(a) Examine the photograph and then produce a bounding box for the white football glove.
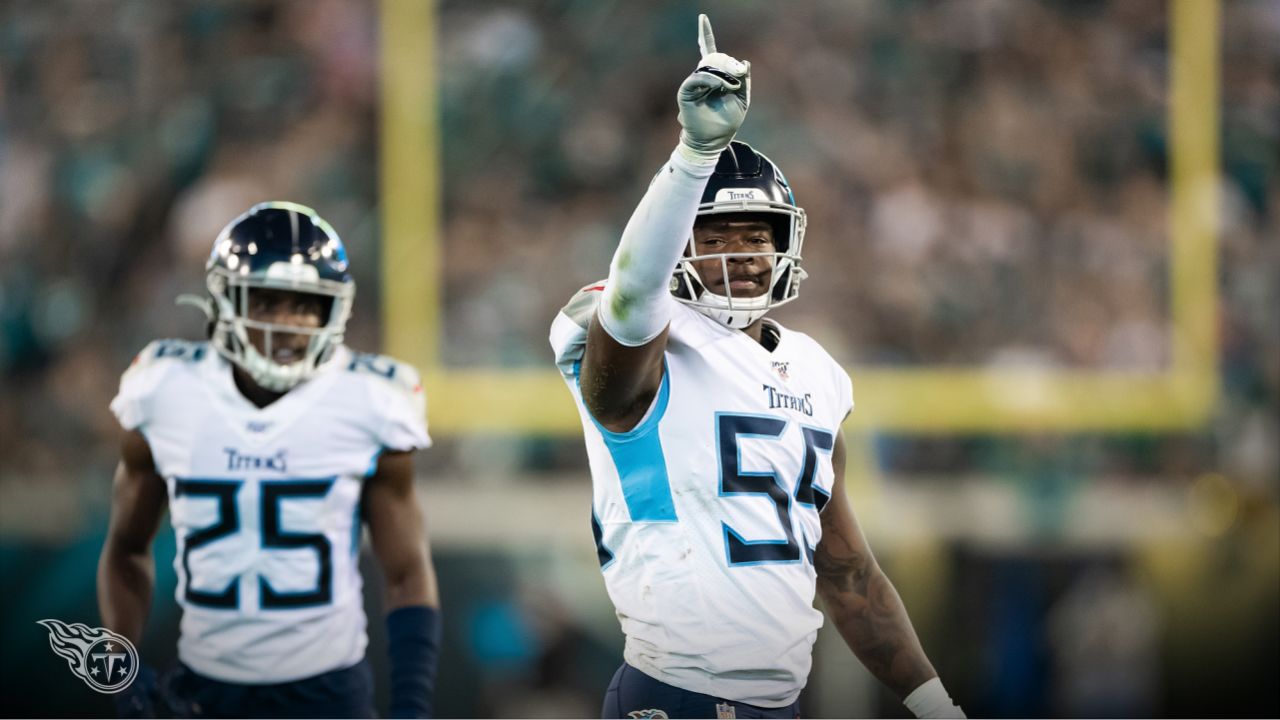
[676,14,750,164]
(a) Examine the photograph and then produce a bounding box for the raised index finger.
[697,14,716,57]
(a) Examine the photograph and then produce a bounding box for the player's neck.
[743,318,780,351]
[232,366,288,409]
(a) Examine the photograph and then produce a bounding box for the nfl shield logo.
[716,702,737,719]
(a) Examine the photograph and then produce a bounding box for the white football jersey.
[110,340,430,684]
[551,285,854,707]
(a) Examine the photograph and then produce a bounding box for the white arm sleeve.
[597,148,717,346]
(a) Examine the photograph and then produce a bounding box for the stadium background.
[1,0,1276,717]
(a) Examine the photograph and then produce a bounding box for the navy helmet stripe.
[211,202,351,283]
[289,208,300,253]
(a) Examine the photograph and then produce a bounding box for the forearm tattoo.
[815,536,934,697]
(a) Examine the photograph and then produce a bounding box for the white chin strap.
[239,342,315,392]
[690,288,771,328]
[210,321,334,392]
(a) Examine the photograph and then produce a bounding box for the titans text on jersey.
[552,288,853,707]
[110,339,430,684]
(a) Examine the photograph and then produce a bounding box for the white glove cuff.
[903,678,965,719]
[676,136,726,167]
[669,145,721,174]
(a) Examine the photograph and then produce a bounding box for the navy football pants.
[603,662,801,719]
[161,659,375,718]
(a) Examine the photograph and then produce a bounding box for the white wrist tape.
[598,148,716,346]
[903,678,965,719]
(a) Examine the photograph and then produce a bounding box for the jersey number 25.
[174,478,336,610]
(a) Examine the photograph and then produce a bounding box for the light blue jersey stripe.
[575,360,677,522]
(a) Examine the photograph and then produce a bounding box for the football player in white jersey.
[98,202,441,718]
[550,16,964,720]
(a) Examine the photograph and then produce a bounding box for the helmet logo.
[714,188,761,202]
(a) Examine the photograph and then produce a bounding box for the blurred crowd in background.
[3,0,1277,484]
[1,0,1276,717]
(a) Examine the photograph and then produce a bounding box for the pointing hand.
[677,14,750,163]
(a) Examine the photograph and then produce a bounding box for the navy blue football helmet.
[671,140,808,328]
[201,201,355,391]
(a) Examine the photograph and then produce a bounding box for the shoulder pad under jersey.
[112,339,209,431]
[560,281,607,330]
[345,351,422,395]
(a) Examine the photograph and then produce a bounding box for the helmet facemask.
[207,264,354,392]
[669,141,808,329]
[192,201,356,393]
[671,202,808,329]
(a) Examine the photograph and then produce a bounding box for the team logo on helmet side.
[37,619,139,694]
